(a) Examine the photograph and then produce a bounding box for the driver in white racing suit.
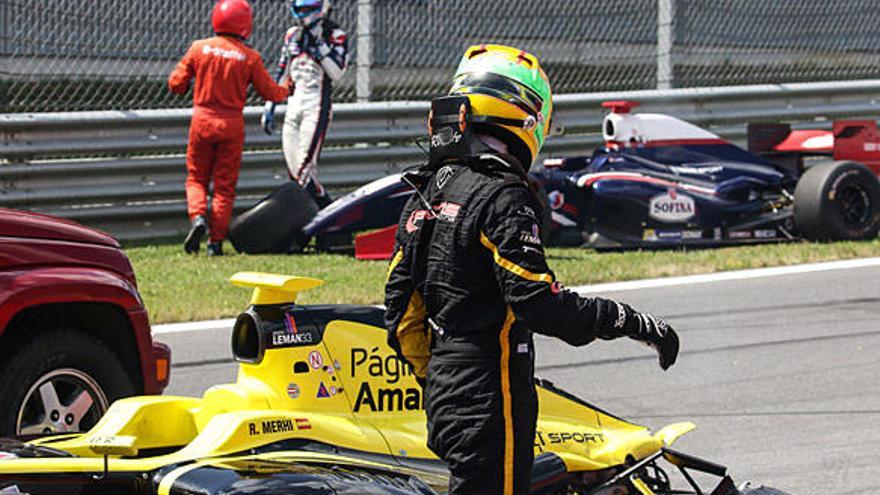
[261,0,348,207]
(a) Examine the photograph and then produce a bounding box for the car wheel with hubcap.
[0,328,136,436]
[16,368,110,435]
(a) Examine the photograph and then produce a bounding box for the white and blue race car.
[230,101,880,255]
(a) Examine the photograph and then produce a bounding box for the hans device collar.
[427,96,531,175]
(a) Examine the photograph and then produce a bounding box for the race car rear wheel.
[228,181,319,254]
[794,160,880,241]
[0,328,135,436]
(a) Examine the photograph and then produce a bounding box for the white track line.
[153,318,236,335]
[152,257,880,335]
[572,256,880,294]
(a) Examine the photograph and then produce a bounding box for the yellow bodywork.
[0,272,694,492]
[230,272,324,305]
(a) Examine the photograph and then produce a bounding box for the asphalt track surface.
[161,263,880,495]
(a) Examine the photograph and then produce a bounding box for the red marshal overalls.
[169,36,288,242]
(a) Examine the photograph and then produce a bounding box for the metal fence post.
[0,0,9,55]
[657,0,676,90]
[356,0,373,103]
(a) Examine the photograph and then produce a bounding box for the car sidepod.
[303,174,414,252]
[536,150,799,248]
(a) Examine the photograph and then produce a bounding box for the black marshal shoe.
[183,215,207,254]
[206,241,224,257]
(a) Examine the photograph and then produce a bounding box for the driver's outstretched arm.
[482,184,679,369]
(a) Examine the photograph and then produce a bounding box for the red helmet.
[211,0,253,40]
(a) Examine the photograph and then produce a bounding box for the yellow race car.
[0,273,790,495]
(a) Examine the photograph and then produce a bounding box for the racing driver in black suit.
[384,45,680,495]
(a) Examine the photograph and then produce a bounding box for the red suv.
[0,208,170,435]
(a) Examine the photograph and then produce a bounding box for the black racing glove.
[596,300,679,370]
[629,311,679,370]
[302,31,326,61]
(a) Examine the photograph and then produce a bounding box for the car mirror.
[88,435,138,457]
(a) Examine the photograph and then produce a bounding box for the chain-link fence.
[2,0,880,112]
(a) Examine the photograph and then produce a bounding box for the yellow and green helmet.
[449,44,553,167]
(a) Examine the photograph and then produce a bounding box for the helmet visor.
[291,0,322,18]
[450,72,544,119]
[293,5,319,16]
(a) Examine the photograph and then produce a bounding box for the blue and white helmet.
[289,0,329,26]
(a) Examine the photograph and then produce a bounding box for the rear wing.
[748,120,880,174]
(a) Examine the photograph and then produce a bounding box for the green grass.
[126,239,880,325]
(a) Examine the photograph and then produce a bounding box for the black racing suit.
[384,154,662,495]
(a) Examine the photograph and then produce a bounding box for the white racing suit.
[275,19,348,207]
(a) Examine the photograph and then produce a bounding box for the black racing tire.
[0,328,136,436]
[228,181,319,254]
[794,160,880,241]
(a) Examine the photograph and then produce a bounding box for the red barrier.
[354,225,397,260]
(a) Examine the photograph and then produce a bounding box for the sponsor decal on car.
[316,382,333,399]
[657,230,683,240]
[247,418,296,436]
[285,313,298,333]
[353,382,423,413]
[270,330,314,347]
[269,313,317,348]
[534,430,606,452]
[548,190,565,210]
[754,229,778,239]
[649,189,696,223]
[287,383,300,399]
[308,351,324,370]
[350,347,422,413]
[729,230,752,239]
[644,229,699,241]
